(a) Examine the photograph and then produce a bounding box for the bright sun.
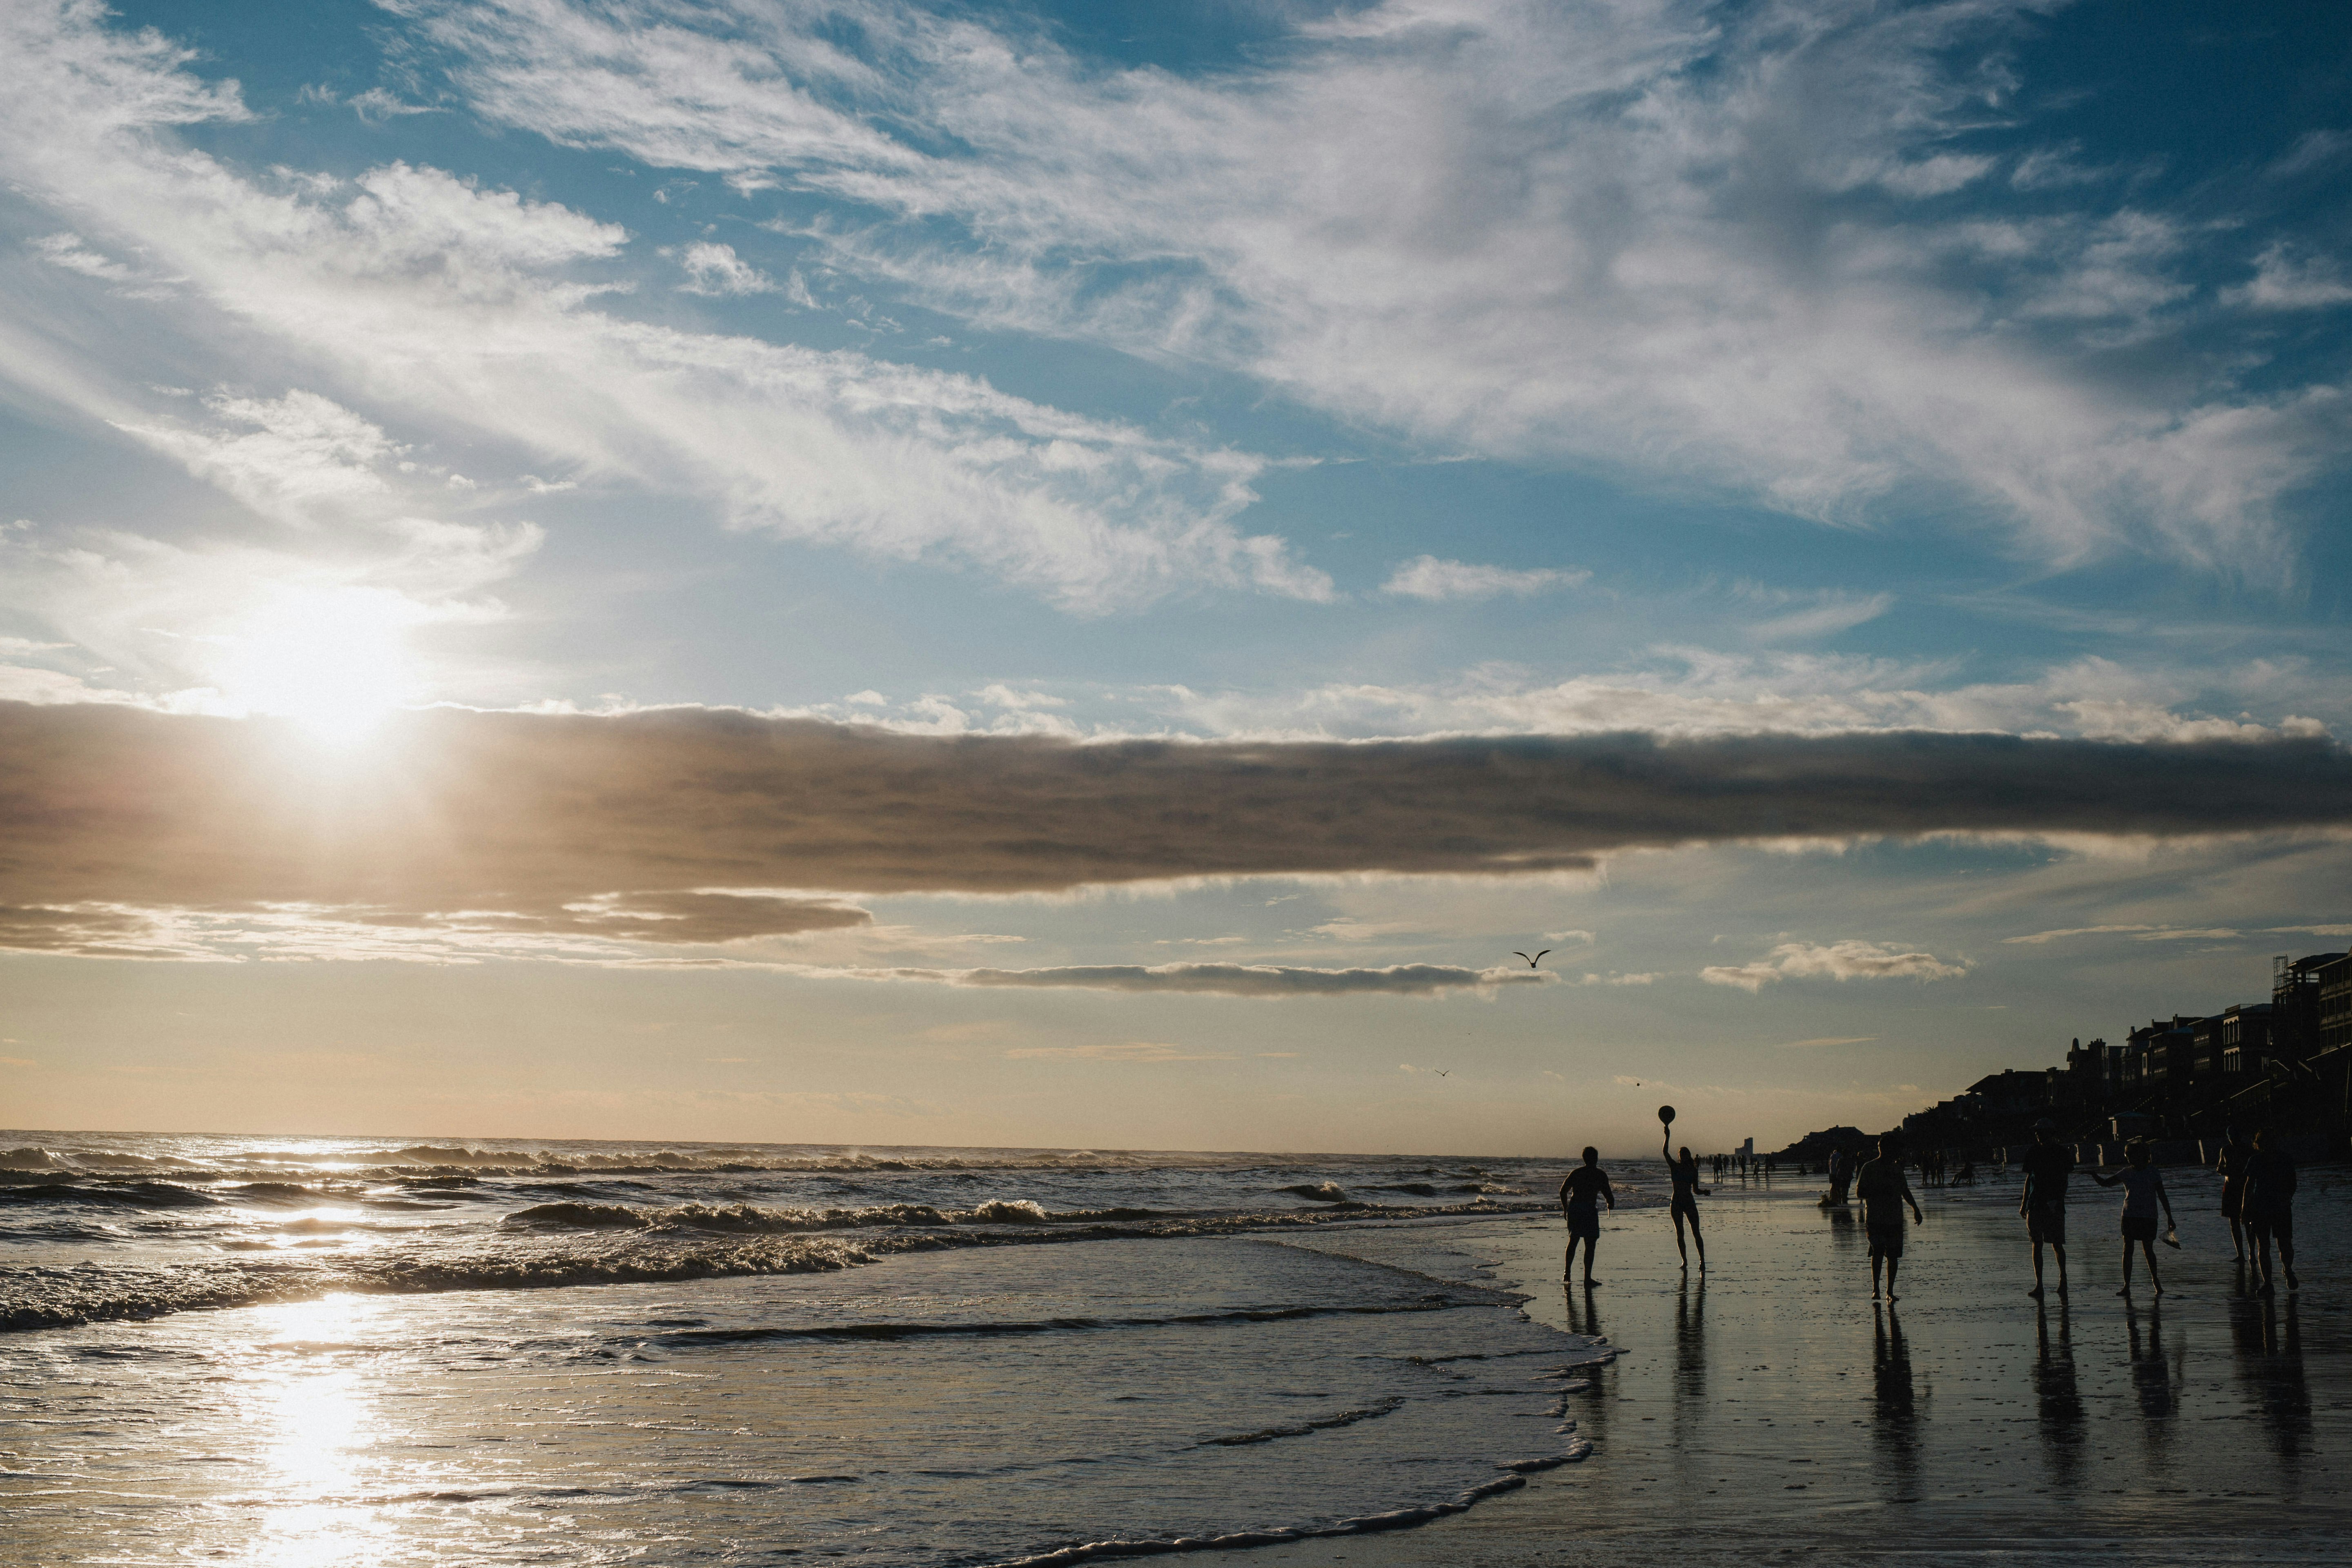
[212,588,421,743]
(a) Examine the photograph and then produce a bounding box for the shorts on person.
[2220,1180,2244,1220]
[1670,1196,1699,1223]
[1867,1223,1905,1259]
[2027,1202,2066,1245]
[1566,1205,1599,1240]
[2121,1214,2158,1243]
[2248,1204,2293,1244]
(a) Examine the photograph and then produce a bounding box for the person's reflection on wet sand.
[1565,1281,1604,1340]
[1673,1276,1706,1399]
[2125,1301,2174,1420]
[1870,1304,1920,1498]
[2231,1293,2313,1479]
[2034,1304,2085,1494]
[2124,1300,2176,1479]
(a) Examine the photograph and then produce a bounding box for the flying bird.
[1435,1070,1450,1077]
[1513,950,1550,968]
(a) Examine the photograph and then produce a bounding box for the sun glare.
[214,589,421,744]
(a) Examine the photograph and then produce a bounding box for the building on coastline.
[1882,949,2350,1165]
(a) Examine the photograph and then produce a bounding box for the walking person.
[1559,1146,1615,1285]
[1663,1134,1708,1271]
[2092,1140,2176,1298]
[1857,1136,1924,1302]
[2244,1129,2301,1294]
[2215,1126,2253,1262]
[2018,1119,2074,1299]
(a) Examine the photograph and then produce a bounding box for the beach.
[3,1135,2345,1566]
[1217,1165,2352,1566]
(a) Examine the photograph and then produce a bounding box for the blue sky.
[3,0,2350,1153]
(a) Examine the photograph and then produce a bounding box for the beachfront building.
[1882,949,2352,1166]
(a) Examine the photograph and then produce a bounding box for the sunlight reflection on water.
[240,1295,388,1568]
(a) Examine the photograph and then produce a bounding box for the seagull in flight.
[1512,949,1550,968]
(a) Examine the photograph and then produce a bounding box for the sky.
[4,0,2352,1156]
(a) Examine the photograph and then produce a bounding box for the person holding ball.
[1660,1105,1707,1272]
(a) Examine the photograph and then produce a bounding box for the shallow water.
[1,1132,1619,1566]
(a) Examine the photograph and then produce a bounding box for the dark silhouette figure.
[1663,1135,1707,1270]
[1559,1145,1615,1284]
[2018,1118,2074,1298]
[1826,1143,1855,1206]
[2092,1139,2176,1297]
[1856,1136,1924,1302]
[1512,949,1550,968]
[2216,1125,2253,1261]
[2244,1129,2300,1294]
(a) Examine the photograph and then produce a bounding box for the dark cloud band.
[4,701,2351,955]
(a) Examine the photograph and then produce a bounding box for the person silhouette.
[1663,1134,1707,1270]
[1856,1135,1924,1302]
[2092,1139,2176,1297]
[1559,1145,1615,1285]
[2018,1118,2074,1299]
[2216,1125,2254,1263]
[2244,1129,2301,1294]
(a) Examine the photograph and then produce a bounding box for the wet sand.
[1221,1167,2351,1566]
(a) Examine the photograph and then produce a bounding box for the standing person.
[2243,1129,2301,1294]
[1559,1146,1615,1285]
[2092,1140,2176,1298]
[1663,1134,1708,1271]
[2018,1119,2074,1299]
[1827,1144,1855,1206]
[2216,1126,2254,1262]
[1857,1136,1925,1303]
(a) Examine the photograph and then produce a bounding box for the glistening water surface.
[1,1132,1620,1566]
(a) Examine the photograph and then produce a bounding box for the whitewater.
[1,1130,1639,1566]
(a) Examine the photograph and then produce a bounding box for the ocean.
[0,1131,1635,1566]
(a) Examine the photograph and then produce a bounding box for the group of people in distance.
[2019,1120,2303,1298]
[1559,1121,2307,1299]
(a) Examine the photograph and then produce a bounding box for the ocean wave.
[0,1182,222,1209]
[0,1236,873,1334]
[503,1199,1187,1234]
[1200,1398,1405,1446]
[1277,1183,1350,1203]
[2,1191,1546,1335]
[987,1473,1531,1568]
[647,1301,1466,1349]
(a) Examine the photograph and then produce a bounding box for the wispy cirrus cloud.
[406,0,2352,581]
[0,4,1324,612]
[1382,557,1589,601]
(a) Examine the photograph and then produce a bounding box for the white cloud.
[1383,556,1588,601]
[2223,243,2352,312]
[31,231,136,281]
[1701,940,1967,993]
[413,0,2350,581]
[0,5,1327,612]
[674,240,775,295]
[1143,648,2351,745]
